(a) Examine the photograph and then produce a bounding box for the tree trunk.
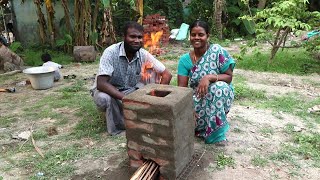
[136,0,143,25]
[258,0,267,9]
[92,0,100,33]
[74,0,91,46]
[269,27,290,62]
[214,0,224,39]
[61,0,72,35]
[45,0,55,47]
[34,0,46,44]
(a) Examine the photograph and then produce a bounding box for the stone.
[0,43,24,72]
[73,46,96,62]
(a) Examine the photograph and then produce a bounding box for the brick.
[142,135,168,146]
[122,100,150,110]
[127,141,139,151]
[140,145,156,155]
[139,118,170,127]
[125,120,153,133]
[123,109,137,120]
[127,149,142,160]
[127,141,156,155]
[153,157,170,167]
[129,159,144,168]
[128,141,140,151]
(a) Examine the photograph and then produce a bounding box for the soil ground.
[0,44,319,180]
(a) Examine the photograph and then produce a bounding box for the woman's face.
[190,26,209,49]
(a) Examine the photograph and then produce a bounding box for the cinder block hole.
[148,90,171,97]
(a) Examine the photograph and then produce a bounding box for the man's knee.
[93,91,112,110]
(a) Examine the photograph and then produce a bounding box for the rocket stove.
[123,84,194,179]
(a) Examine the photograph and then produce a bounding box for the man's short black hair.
[41,53,52,62]
[123,21,144,36]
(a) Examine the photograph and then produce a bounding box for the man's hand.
[97,75,125,100]
[159,69,172,85]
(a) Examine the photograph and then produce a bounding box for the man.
[92,21,172,135]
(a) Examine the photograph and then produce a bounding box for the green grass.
[21,49,73,66]
[270,148,299,167]
[216,152,235,169]
[20,145,84,178]
[251,155,268,167]
[233,83,266,101]
[18,80,105,139]
[283,123,295,134]
[291,132,320,167]
[232,74,266,101]
[257,94,320,123]
[237,49,320,75]
[232,127,243,133]
[33,130,49,140]
[270,132,320,168]
[260,127,274,137]
[0,115,18,127]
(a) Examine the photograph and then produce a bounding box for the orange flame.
[144,31,163,55]
[141,31,163,84]
[140,61,154,84]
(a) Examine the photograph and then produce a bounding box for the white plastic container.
[23,66,55,90]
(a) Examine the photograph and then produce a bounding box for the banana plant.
[44,0,55,47]
[33,0,46,44]
[101,0,117,46]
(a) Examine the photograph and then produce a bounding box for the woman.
[177,20,236,145]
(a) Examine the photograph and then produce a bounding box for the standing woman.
[177,20,236,145]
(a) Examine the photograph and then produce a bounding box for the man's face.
[124,28,143,54]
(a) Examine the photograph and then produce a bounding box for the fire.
[140,61,160,84]
[143,30,163,55]
[140,31,163,85]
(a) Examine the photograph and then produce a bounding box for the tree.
[258,0,267,9]
[242,0,320,62]
[33,0,46,44]
[213,0,225,39]
[100,0,117,47]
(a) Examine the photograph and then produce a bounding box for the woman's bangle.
[216,74,219,82]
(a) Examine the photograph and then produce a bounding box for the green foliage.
[9,41,23,53]
[21,49,73,66]
[185,0,213,27]
[185,0,259,38]
[255,0,318,33]
[241,0,320,61]
[112,0,139,36]
[303,35,320,60]
[237,49,320,75]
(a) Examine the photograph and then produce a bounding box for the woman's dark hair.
[123,21,144,36]
[41,53,52,62]
[189,20,210,34]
